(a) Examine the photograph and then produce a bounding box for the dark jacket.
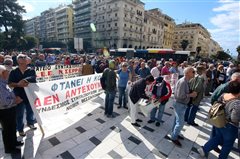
[206,69,217,82]
[129,78,149,104]
[102,68,116,92]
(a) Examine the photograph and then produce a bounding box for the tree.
[67,39,77,53]
[40,41,66,48]
[0,0,26,33]
[237,45,240,61]
[180,40,189,51]
[213,51,232,60]
[18,36,38,51]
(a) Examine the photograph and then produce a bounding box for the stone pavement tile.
[156,138,175,156]
[81,120,102,130]
[94,128,118,142]
[56,128,80,143]
[95,118,105,124]
[60,151,75,159]
[68,140,96,158]
[72,128,101,144]
[89,138,119,157]
[168,147,189,159]
[187,147,202,159]
[48,137,61,146]
[146,151,166,159]
[124,152,143,159]
[75,126,86,133]
[41,139,77,158]
[89,136,101,146]
[113,140,138,157]
[130,142,153,158]
[37,140,54,154]
[128,136,142,145]
[108,150,123,159]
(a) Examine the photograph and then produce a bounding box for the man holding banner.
[8,54,37,137]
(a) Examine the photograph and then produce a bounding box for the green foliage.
[180,40,189,51]
[214,51,232,60]
[67,39,77,53]
[17,36,37,51]
[0,0,26,33]
[237,45,240,61]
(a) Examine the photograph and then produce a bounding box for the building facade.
[91,0,145,49]
[173,23,212,57]
[55,5,74,43]
[143,8,165,49]
[162,15,175,49]
[24,16,40,38]
[73,0,92,51]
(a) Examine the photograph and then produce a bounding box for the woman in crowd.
[198,81,240,159]
[216,64,226,87]
[0,65,23,154]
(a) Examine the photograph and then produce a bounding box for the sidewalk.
[0,95,239,159]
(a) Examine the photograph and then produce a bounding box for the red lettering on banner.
[34,98,41,107]
[82,86,86,93]
[59,70,63,74]
[40,71,45,77]
[34,94,60,107]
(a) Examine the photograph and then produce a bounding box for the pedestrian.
[129,75,155,127]
[170,67,197,147]
[205,64,217,96]
[8,54,37,137]
[0,65,24,154]
[117,62,131,109]
[102,60,117,118]
[184,66,205,126]
[198,81,240,159]
[148,76,172,126]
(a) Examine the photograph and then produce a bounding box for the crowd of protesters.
[0,51,239,158]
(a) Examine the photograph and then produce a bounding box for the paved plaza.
[0,94,239,159]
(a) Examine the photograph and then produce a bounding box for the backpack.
[208,98,236,128]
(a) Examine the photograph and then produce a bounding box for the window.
[115,13,117,17]
[124,24,126,27]
[115,23,117,26]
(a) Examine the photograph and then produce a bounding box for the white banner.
[35,64,83,82]
[25,73,104,129]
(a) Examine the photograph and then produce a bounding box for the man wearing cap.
[0,65,24,154]
[8,54,37,137]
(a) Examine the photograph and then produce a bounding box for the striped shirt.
[0,78,16,109]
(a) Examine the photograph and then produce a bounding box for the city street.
[0,94,238,159]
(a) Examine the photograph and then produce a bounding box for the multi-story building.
[173,23,211,57]
[39,10,48,42]
[55,5,74,43]
[143,8,165,49]
[208,39,222,56]
[45,8,57,42]
[73,0,92,51]
[162,14,175,49]
[24,16,40,38]
[91,0,145,49]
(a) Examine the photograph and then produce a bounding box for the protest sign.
[25,73,104,131]
[35,64,83,82]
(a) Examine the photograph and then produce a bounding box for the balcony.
[124,8,130,12]
[106,9,112,13]
[130,19,135,23]
[106,37,111,40]
[106,18,112,22]
[122,35,129,40]
[112,35,119,40]
[113,26,118,30]
[97,19,105,23]
[112,7,119,11]
[112,17,119,21]
[129,37,135,41]
[130,28,135,32]
[106,27,112,31]
[124,17,130,22]
[98,10,105,15]
[123,26,129,31]
[130,10,135,15]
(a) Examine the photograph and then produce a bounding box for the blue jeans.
[203,123,238,159]
[171,101,187,140]
[118,87,126,107]
[16,101,36,132]
[184,104,199,124]
[105,91,116,115]
[150,104,166,122]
